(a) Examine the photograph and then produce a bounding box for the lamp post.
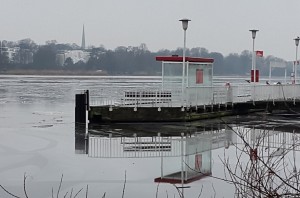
[293,36,300,84]
[249,29,259,83]
[179,18,191,109]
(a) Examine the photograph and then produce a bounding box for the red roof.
[156,56,214,63]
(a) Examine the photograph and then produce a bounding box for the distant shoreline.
[0,69,108,76]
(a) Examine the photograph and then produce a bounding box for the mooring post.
[85,90,90,111]
[75,90,88,124]
[75,90,89,154]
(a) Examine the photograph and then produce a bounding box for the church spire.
[81,24,86,49]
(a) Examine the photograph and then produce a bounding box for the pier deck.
[75,56,300,124]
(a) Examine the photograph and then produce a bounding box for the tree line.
[0,39,289,76]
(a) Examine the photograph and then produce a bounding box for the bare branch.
[197,185,203,198]
[69,188,73,198]
[121,170,126,198]
[73,188,83,198]
[85,185,88,198]
[219,120,300,197]
[63,191,69,198]
[0,185,21,198]
[172,184,183,198]
[155,182,160,198]
[57,174,63,198]
[23,173,29,198]
[211,183,216,198]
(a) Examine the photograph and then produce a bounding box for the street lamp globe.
[293,36,300,84]
[179,18,191,31]
[294,36,300,47]
[249,29,259,39]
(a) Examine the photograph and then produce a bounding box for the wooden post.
[75,91,87,124]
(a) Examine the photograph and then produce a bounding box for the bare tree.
[221,125,300,197]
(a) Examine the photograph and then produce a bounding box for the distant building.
[1,47,20,63]
[0,44,33,64]
[56,51,66,66]
[56,50,90,66]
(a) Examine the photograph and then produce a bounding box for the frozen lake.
[0,75,299,197]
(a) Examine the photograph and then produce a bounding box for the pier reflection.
[74,123,88,154]
[74,121,237,183]
[74,116,300,185]
[75,122,237,157]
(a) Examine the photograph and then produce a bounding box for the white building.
[1,47,34,64]
[56,50,90,66]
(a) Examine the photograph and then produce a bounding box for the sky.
[1,0,300,61]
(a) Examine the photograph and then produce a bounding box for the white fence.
[90,84,300,108]
[86,127,300,158]
[87,129,234,158]
[88,136,183,158]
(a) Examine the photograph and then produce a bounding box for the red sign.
[195,154,202,171]
[251,69,259,82]
[256,50,263,57]
[196,69,203,84]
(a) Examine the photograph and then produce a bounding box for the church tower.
[81,25,86,50]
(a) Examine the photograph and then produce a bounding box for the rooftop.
[156,56,214,63]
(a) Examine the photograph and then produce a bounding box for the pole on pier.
[180,19,191,111]
[75,90,89,124]
[293,37,300,84]
[181,132,185,197]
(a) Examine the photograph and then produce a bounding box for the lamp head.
[179,18,191,31]
[249,29,259,39]
[294,36,300,47]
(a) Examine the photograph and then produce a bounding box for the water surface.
[0,75,298,197]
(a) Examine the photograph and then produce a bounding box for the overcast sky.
[1,0,300,60]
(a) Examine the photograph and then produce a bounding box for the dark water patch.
[33,124,54,128]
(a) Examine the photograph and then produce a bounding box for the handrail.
[89,84,300,108]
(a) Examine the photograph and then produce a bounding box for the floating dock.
[75,56,300,124]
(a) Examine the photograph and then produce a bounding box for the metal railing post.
[181,132,185,196]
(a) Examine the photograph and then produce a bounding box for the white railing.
[85,127,300,158]
[236,128,300,151]
[88,136,183,158]
[87,130,233,158]
[90,84,300,108]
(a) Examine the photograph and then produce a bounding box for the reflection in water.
[155,135,213,184]
[74,117,300,188]
[75,121,237,184]
[75,123,88,154]
[75,122,237,157]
